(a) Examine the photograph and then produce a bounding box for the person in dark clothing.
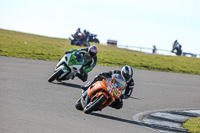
[67,45,98,82]
[172,40,182,56]
[82,65,135,109]
[152,45,157,54]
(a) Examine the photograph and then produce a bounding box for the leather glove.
[100,72,111,78]
[99,73,106,80]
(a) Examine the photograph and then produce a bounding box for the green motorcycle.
[48,51,84,82]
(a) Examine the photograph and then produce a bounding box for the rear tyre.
[75,96,83,110]
[48,69,64,82]
[83,95,107,114]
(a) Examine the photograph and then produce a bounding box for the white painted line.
[133,108,200,133]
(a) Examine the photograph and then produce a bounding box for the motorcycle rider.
[82,65,134,109]
[71,28,85,45]
[81,29,90,45]
[83,29,90,36]
[72,28,82,38]
[65,45,98,82]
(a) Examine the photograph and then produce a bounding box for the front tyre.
[71,40,75,45]
[83,95,107,114]
[75,96,83,111]
[48,69,64,82]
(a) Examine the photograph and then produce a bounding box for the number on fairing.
[107,86,112,91]
[114,90,118,96]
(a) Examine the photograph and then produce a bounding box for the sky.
[0,0,200,55]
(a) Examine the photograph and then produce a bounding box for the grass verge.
[183,116,200,133]
[0,28,200,75]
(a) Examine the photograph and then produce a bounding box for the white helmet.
[121,65,134,82]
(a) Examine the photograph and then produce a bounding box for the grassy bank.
[0,28,200,75]
[183,116,200,133]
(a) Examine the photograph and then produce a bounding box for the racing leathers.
[66,48,97,82]
[82,70,134,109]
[73,29,83,38]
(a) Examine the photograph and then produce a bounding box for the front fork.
[55,65,69,79]
[82,90,108,105]
[55,65,68,72]
[82,90,89,105]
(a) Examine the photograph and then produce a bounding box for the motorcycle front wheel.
[71,40,76,45]
[48,69,64,82]
[75,96,83,111]
[83,95,107,114]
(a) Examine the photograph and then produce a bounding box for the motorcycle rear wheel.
[83,95,107,114]
[48,69,64,82]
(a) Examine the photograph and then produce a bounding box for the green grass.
[183,116,200,133]
[0,28,200,75]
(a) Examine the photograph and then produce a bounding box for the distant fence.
[117,45,172,55]
[102,43,200,58]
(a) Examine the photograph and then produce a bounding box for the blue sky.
[0,0,200,55]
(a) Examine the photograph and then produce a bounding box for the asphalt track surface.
[0,56,200,133]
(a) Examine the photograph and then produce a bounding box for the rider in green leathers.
[66,45,98,82]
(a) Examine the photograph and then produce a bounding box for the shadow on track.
[130,96,141,100]
[91,113,187,133]
[53,82,82,89]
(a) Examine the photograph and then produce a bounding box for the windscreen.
[74,51,84,63]
[113,74,126,88]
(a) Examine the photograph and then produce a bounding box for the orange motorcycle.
[75,74,126,114]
